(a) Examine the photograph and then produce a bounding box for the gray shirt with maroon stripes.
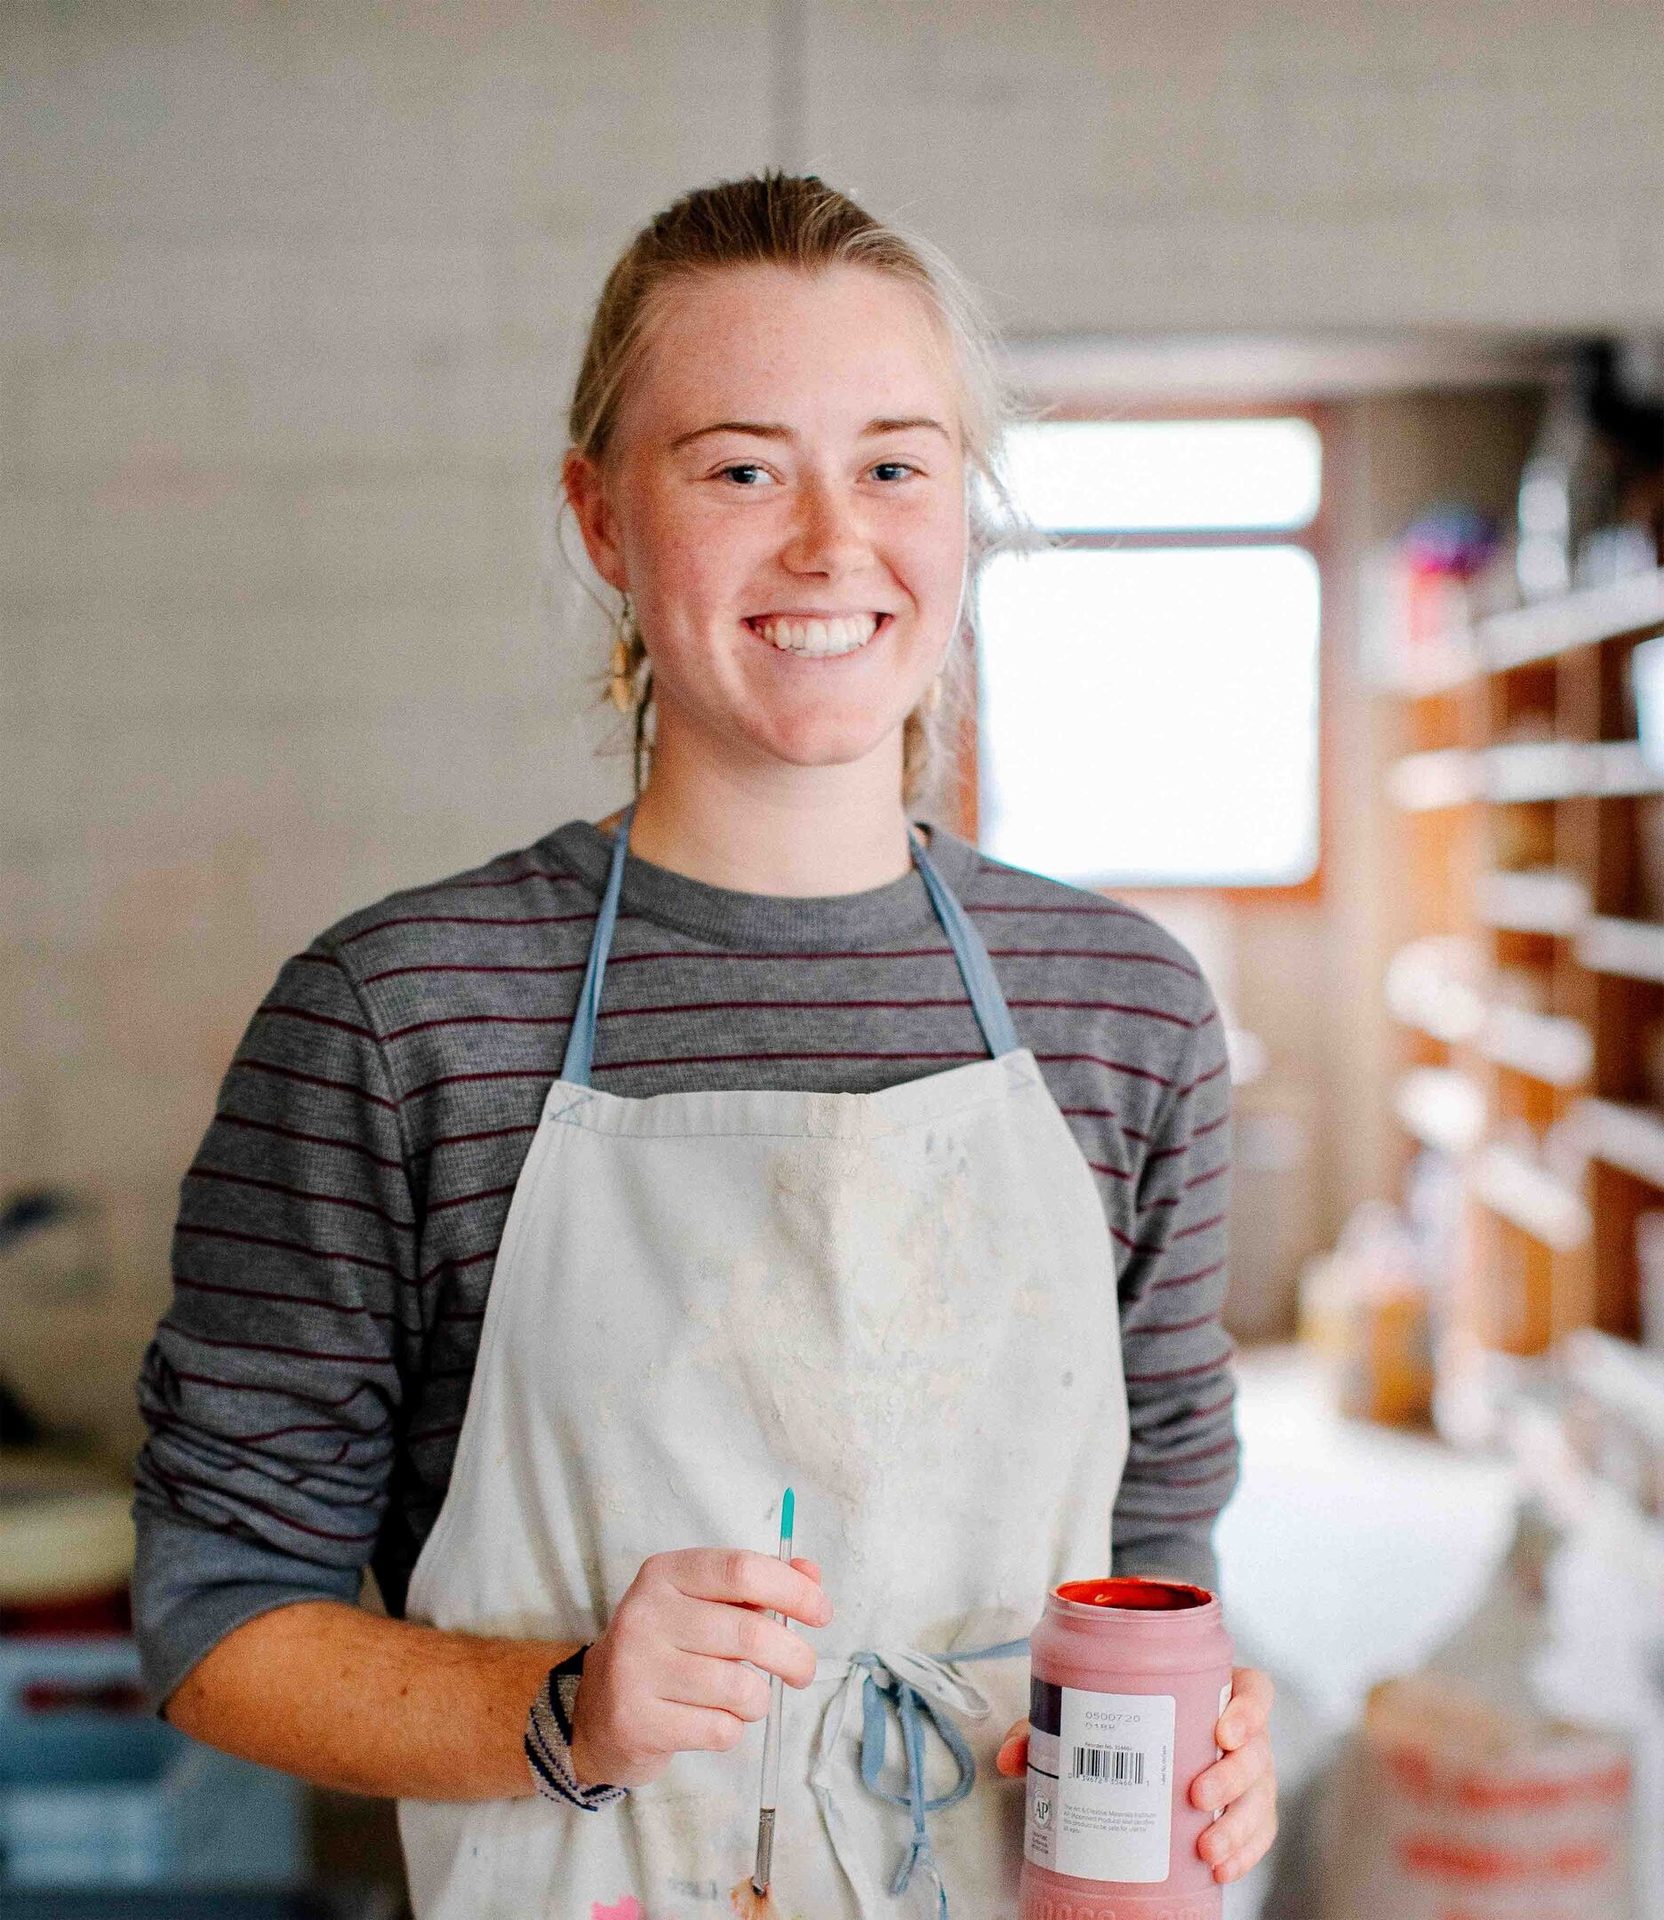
[132,818,1238,1708]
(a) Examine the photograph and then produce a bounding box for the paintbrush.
[748,1486,794,1905]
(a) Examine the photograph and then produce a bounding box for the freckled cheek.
[672,521,775,612]
[636,532,745,633]
[909,547,970,631]
[902,505,968,600]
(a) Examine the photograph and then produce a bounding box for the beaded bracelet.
[524,1643,628,1811]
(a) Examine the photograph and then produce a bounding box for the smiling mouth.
[745,612,888,658]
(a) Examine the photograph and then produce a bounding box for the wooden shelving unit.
[1385,568,1664,1382]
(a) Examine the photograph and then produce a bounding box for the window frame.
[957,396,1337,908]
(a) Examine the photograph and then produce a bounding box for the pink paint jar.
[1019,1576,1235,1920]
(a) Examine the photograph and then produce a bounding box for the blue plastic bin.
[0,1638,306,1889]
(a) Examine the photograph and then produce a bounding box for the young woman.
[134,172,1275,1918]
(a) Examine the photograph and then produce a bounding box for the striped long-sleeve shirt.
[131,816,1238,1708]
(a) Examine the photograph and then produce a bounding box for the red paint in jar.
[1019,1576,1235,1920]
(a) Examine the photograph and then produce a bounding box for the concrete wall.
[4,2,1650,1450]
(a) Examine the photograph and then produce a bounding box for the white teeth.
[753,614,880,657]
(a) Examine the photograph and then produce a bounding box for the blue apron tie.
[851,1638,1031,1918]
[560,800,1020,1086]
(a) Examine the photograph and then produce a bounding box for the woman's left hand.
[994,1664,1278,1885]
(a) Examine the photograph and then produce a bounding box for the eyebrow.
[668,416,953,451]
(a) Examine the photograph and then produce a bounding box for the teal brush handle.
[753,1489,795,1891]
[762,1489,794,1809]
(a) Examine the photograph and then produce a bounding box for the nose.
[780,471,874,579]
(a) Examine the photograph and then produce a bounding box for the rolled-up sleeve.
[132,938,416,1710]
[1110,971,1239,1595]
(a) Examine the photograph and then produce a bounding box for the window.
[974,415,1324,890]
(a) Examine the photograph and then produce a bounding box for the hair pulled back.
[563,170,1033,811]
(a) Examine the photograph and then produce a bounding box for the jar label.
[1023,1677,1175,1884]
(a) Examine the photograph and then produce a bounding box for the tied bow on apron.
[810,1639,1031,1920]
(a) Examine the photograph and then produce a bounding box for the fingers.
[642,1698,753,1758]
[994,1717,1029,1777]
[671,1546,834,1629]
[985,1662,1279,1884]
[579,1547,837,1788]
[670,1593,819,1689]
[658,1648,774,1723]
[1191,1731,1274,1816]
[1197,1773,1278,1882]
[1216,1664,1274,1748]
[571,1627,755,1785]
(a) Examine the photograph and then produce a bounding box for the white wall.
[3,3,782,1439]
[809,0,1664,335]
[4,3,1656,1446]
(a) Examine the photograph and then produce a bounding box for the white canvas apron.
[397,803,1131,1920]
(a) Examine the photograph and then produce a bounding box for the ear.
[561,447,628,594]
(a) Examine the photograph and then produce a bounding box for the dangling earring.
[922,672,944,716]
[609,592,639,714]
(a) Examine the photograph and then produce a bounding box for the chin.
[749,713,907,770]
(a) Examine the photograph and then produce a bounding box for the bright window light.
[997,418,1321,531]
[976,545,1321,888]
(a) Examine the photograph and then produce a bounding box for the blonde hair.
[560,170,1039,812]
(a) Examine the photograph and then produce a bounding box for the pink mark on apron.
[590,1898,645,1920]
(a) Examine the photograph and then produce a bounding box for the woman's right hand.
[567,1548,832,1790]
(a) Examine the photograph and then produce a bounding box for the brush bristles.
[729,1874,784,1919]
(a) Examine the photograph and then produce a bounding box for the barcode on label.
[1070,1743,1145,1786]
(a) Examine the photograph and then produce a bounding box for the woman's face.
[567,262,970,785]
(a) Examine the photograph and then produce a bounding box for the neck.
[601,716,926,897]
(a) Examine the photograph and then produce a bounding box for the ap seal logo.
[1032,1793,1052,1828]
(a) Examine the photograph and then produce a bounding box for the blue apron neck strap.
[559,801,1020,1087]
[557,799,636,1086]
[906,824,1020,1060]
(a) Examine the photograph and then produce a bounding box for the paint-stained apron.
[397,803,1131,1920]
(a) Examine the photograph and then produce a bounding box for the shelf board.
[1481,740,1588,802]
[1386,748,1479,811]
[1476,1005,1593,1087]
[1575,1097,1664,1189]
[1476,867,1590,935]
[1393,639,1483,696]
[1564,1326,1664,1446]
[1478,568,1664,673]
[1591,741,1664,797]
[1395,741,1664,807]
[1387,1000,1481,1046]
[1577,916,1664,983]
[1468,1141,1592,1250]
[1384,937,1486,1043]
[1394,1066,1485,1153]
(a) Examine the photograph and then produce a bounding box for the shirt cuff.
[131,1504,362,1713]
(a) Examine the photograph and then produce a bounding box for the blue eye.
[719,463,771,485]
[872,462,918,482]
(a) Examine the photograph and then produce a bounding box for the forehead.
[623,262,961,438]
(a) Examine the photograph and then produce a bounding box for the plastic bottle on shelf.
[1516,354,1618,603]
